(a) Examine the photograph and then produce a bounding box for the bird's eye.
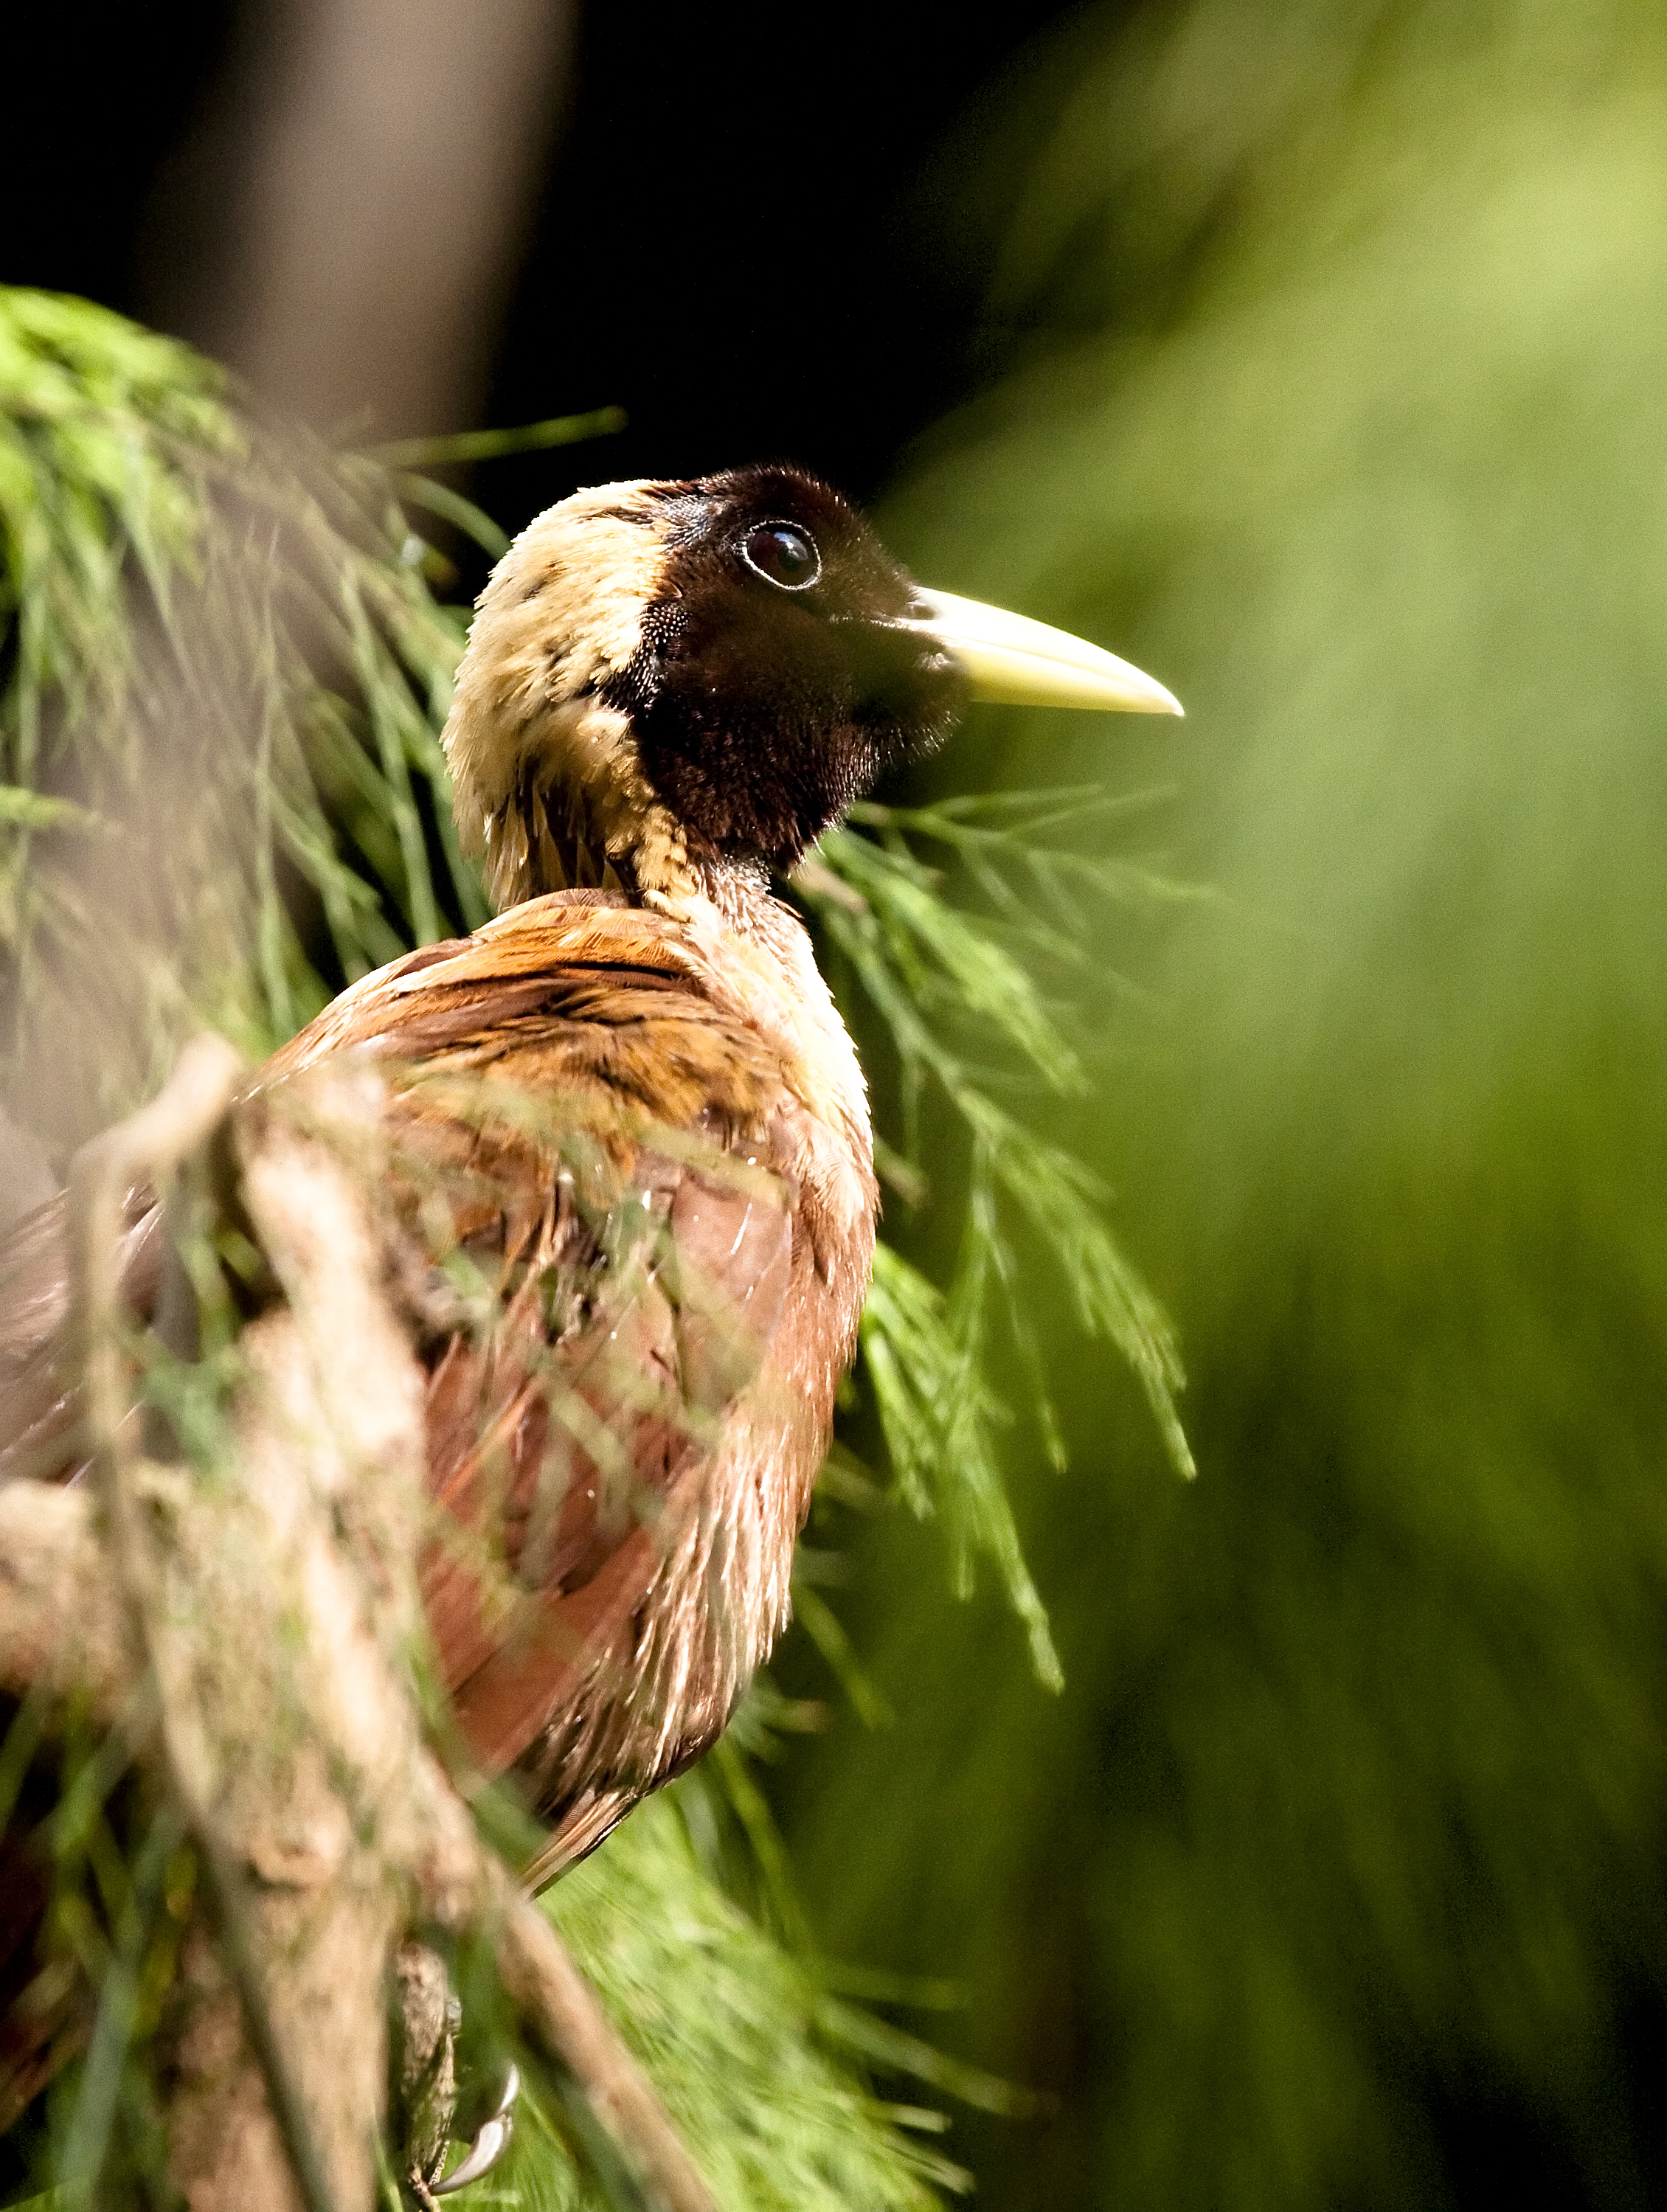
[739,522,822,592]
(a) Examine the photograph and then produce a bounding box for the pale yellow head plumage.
[443,483,695,912]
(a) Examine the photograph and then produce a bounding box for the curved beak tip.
[907,586,1183,719]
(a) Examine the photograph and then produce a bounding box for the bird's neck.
[484,767,871,1165]
[471,726,672,906]
[467,696,777,937]
[471,697,791,932]
[486,775,778,934]
[462,705,870,1150]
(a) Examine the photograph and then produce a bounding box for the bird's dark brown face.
[598,465,963,873]
[445,461,1178,915]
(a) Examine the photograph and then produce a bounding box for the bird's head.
[443,463,1179,915]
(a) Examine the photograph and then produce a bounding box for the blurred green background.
[13,0,1667,2204]
[777,4,1667,2207]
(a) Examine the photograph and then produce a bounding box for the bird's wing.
[265,892,839,1849]
[0,892,856,1861]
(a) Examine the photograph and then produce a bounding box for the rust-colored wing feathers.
[283,890,872,1856]
[0,887,876,1876]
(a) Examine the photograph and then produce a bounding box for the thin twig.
[65,1033,344,2212]
[66,1031,244,1475]
[491,1873,716,2212]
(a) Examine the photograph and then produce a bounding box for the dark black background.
[10,1,1098,527]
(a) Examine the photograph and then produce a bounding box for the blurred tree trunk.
[152,0,572,441]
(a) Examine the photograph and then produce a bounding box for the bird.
[0,464,1177,2092]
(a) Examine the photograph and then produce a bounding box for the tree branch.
[0,1037,719,2211]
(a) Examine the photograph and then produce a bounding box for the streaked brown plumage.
[0,466,1179,2112]
[266,879,877,1871]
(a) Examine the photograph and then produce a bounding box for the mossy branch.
[0,1041,718,2212]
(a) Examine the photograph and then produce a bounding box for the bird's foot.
[390,1940,519,2204]
[430,2063,519,2196]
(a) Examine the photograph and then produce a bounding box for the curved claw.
[431,2063,520,2197]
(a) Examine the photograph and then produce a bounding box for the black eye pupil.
[741,522,821,590]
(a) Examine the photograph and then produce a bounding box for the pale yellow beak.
[907,586,1182,716]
